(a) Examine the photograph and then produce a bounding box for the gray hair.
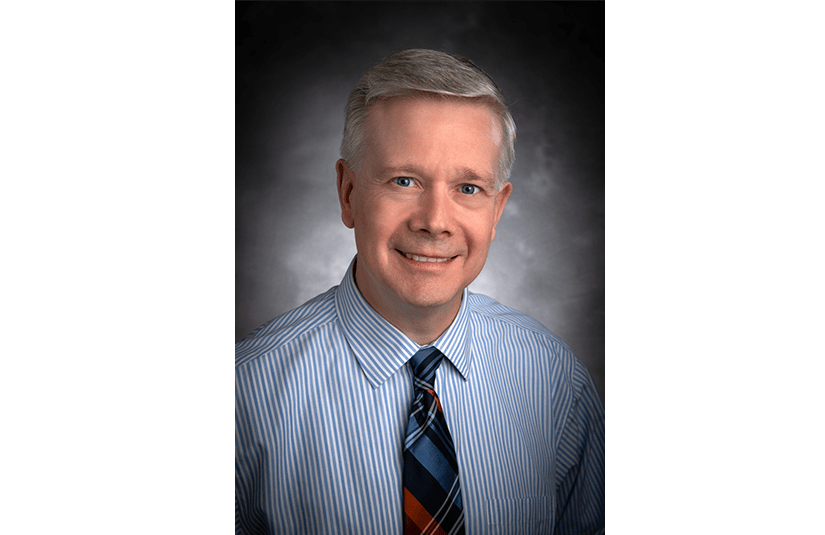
[340,49,516,188]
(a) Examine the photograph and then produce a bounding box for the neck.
[353,262,462,346]
[385,300,461,346]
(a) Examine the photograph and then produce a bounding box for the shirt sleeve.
[553,362,605,534]
[235,369,270,535]
[235,494,244,535]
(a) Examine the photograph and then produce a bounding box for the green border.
[606,2,825,535]
[0,2,234,534]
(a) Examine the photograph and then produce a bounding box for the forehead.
[363,96,501,176]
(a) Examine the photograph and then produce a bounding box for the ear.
[336,159,356,229]
[490,181,513,241]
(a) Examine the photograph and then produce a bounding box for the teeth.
[404,253,449,263]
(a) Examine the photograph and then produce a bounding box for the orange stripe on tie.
[427,389,443,412]
[404,487,448,535]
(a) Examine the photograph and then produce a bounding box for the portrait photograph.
[236,3,605,532]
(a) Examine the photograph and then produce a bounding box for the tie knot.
[409,346,444,385]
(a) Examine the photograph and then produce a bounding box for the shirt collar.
[335,257,473,389]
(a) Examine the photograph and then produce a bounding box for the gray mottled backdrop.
[237,2,605,402]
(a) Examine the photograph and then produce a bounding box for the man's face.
[336,97,512,325]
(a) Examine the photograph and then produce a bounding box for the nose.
[409,186,453,236]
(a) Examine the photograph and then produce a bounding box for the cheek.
[467,215,496,244]
[354,209,394,251]
[368,200,405,231]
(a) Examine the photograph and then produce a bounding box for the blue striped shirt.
[236,260,604,534]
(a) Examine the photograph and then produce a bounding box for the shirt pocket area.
[485,496,553,532]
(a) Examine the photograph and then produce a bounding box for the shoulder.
[467,292,557,335]
[235,286,338,368]
[467,291,571,352]
[466,291,592,390]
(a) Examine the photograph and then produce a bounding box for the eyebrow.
[381,164,497,190]
[457,167,497,190]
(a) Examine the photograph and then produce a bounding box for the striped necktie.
[403,347,464,535]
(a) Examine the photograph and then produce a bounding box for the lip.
[396,249,456,264]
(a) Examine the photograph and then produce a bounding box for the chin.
[397,286,461,310]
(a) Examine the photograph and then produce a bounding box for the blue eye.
[460,184,478,195]
[394,177,413,187]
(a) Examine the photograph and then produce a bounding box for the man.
[236,49,604,534]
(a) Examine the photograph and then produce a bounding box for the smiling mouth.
[399,250,454,263]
